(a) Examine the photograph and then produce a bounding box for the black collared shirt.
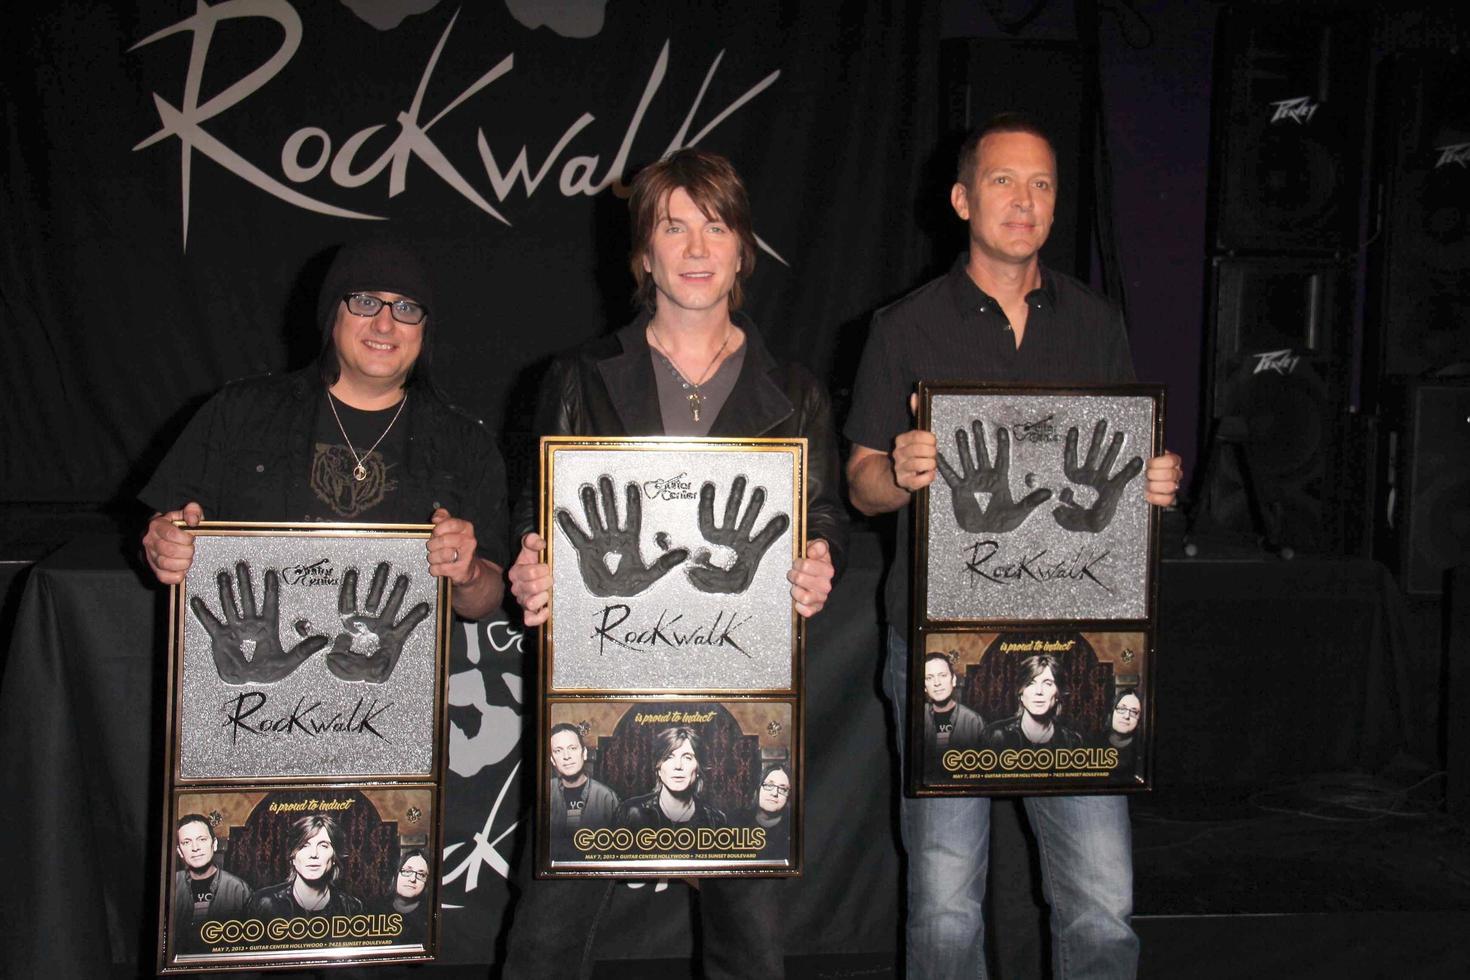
[844,257,1136,626]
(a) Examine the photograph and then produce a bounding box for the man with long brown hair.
[503,147,845,979]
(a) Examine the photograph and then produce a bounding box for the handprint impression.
[190,561,329,684]
[687,476,790,595]
[325,562,431,683]
[1052,419,1143,533]
[936,420,1053,533]
[556,476,689,597]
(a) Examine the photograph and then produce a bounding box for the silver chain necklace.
[648,326,732,423]
[326,389,409,482]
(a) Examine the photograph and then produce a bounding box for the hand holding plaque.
[935,420,1052,533]
[190,561,329,684]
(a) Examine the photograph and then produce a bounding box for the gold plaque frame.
[536,437,807,877]
[909,384,1164,797]
[158,522,451,972]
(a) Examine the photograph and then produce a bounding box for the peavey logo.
[1435,142,1470,169]
[1269,96,1320,125]
[643,472,697,500]
[1009,414,1060,444]
[129,1,783,254]
[1252,349,1300,376]
[281,558,339,586]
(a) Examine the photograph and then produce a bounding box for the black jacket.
[981,715,1085,750]
[615,791,728,830]
[140,366,508,566]
[514,313,847,577]
[245,878,365,918]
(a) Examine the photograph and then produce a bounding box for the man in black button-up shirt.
[846,114,1182,979]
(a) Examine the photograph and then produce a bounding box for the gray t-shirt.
[650,343,747,436]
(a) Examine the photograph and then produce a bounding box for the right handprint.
[686,476,790,595]
[1051,419,1144,533]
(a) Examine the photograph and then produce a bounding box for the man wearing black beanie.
[140,237,506,619]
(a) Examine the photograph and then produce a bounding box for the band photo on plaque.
[918,385,1163,625]
[539,699,798,875]
[160,785,437,971]
[541,438,805,693]
[912,630,1151,795]
[171,525,448,781]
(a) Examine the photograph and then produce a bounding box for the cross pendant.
[688,391,702,423]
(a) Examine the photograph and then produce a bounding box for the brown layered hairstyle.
[628,148,758,311]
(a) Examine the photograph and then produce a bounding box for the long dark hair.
[649,725,705,796]
[628,148,758,312]
[286,813,345,886]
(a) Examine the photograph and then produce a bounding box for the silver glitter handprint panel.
[176,527,443,780]
[543,439,804,693]
[921,387,1162,623]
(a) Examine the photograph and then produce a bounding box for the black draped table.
[0,533,1414,977]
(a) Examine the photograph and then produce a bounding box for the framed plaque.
[537,437,806,876]
[909,385,1163,796]
[158,522,450,972]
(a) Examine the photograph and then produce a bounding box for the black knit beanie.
[316,237,436,388]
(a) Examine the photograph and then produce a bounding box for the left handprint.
[325,562,431,683]
[190,562,329,684]
[556,476,690,597]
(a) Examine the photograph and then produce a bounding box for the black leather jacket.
[245,879,365,918]
[615,791,728,830]
[981,715,1085,750]
[513,313,848,578]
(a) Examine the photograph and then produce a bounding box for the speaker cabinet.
[1399,381,1470,595]
[1210,6,1372,253]
[1367,52,1470,383]
[1197,256,1362,553]
[941,38,1093,278]
[1208,256,1353,418]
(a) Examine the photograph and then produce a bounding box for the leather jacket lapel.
[708,315,794,437]
[594,319,663,436]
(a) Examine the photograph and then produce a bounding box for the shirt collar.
[945,254,1058,318]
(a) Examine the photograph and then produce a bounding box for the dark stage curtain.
[2,0,941,507]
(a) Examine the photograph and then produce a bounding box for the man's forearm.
[450,559,505,620]
[848,451,911,516]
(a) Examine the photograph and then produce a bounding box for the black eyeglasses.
[343,292,427,325]
[398,868,430,883]
[760,782,791,797]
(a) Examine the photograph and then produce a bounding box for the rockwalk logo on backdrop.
[129,0,783,256]
[1435,142,1470,168]
[1269,96,1320,125]
[1252,350,1300,376]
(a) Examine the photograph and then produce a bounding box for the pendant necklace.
[327,389,409,482]
[649,326,732,423]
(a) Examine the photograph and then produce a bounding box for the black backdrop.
[3,0,940,507]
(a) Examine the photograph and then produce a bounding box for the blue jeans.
[886,627,1138,980]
